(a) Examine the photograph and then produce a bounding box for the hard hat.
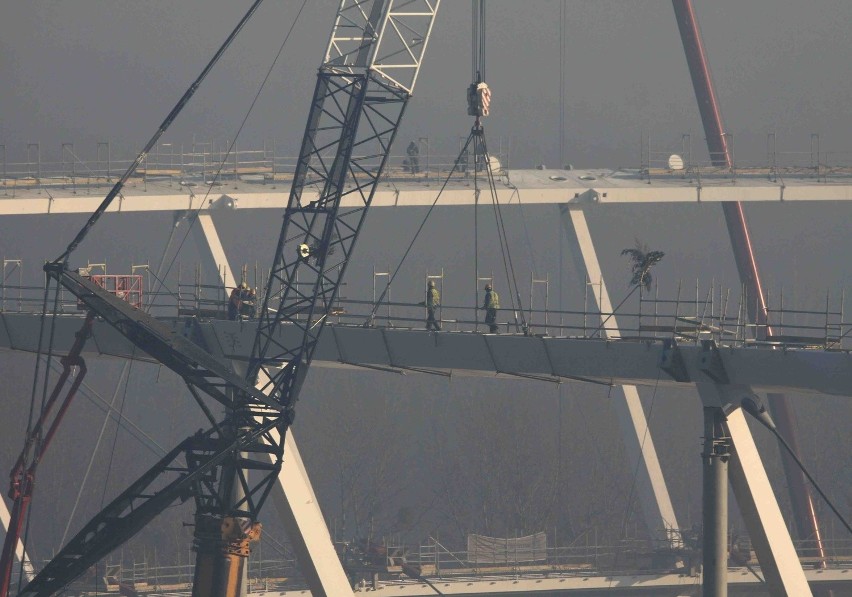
[485,284,492,291]
[240,282,248,289]
[428,280,436,287]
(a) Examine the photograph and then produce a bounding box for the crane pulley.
[467,82,491,118]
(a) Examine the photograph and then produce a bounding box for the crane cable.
[469,0,526,331]
[472,0,483,327]
[472,0,486,85]
[367,134,478,323]
[53,0,268,266]
[146,0,311,300]
[478,130,527,331]
[367,140,528,332]
[371,0,528,332]
[17,0,302,587]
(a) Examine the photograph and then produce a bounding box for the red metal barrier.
[83,275,143,309]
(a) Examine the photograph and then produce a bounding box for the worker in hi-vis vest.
[482,283,499,333]
[425,280,441,331]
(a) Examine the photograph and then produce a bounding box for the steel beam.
[195,214,351,596]
[8,312,852,399]
[5,174,852,216]
[560,205,681,545]
[727,407,813,596]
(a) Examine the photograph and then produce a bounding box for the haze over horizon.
[3,1,852,169]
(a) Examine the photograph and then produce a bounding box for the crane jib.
[20,2,443,595]
[43,264,278,413]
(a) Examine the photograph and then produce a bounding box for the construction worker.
[228,282,256,320]
[238,282,256,319]
[406,141,420,175]
[227,286,241,320]
[425,280,441,331]
[482,283,499,333]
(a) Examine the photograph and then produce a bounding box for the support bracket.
[659,339,690,382]
[699,340,729,384]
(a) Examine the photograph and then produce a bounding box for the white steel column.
[0,500,34,583]
[727,408,812,595]
[193,212,235,288]
[196,213,352,596]
[560,204,681,544]
[269,428,354,596]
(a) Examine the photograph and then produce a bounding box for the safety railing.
[639,132,852,184]
[401,536,852,578]
[0,141,510,197]
[14,536,849,595]
[2,271,851,351]
[9,135,852,199]
[0,259,852,350]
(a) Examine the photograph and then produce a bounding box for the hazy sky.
[1,1,851,562]
[3,1,852,168]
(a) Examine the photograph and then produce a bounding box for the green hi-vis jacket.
[484,290,499,309]
[426,287,440,308]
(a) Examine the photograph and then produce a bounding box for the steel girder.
[18,418,282,597]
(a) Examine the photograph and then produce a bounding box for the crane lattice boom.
[18,1,439,595]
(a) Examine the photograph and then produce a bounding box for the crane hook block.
[467,82,491,117]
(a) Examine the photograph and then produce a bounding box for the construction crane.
[10,2,440,596]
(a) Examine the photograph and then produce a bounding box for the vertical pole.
[702,407,728,597]
[671,0,828,576]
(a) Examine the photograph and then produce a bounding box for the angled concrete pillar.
[197,213,352,596]
[559,204,681,545]
[192,212,235,289]
[269,429,353,596]
[727,408,812,596]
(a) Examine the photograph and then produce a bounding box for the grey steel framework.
[249,0,439,414]
[18,1,440,595]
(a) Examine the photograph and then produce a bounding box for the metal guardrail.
[639,133,852,184]
[2,277,852,352]
[0,141,511,196]
[27,537,851,594]
[6,136,852,198]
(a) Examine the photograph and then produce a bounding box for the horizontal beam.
[2,169,852,215]
[2,313,852,399]
[273,566,851,595]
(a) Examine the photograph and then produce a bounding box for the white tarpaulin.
[466,532,547,564]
